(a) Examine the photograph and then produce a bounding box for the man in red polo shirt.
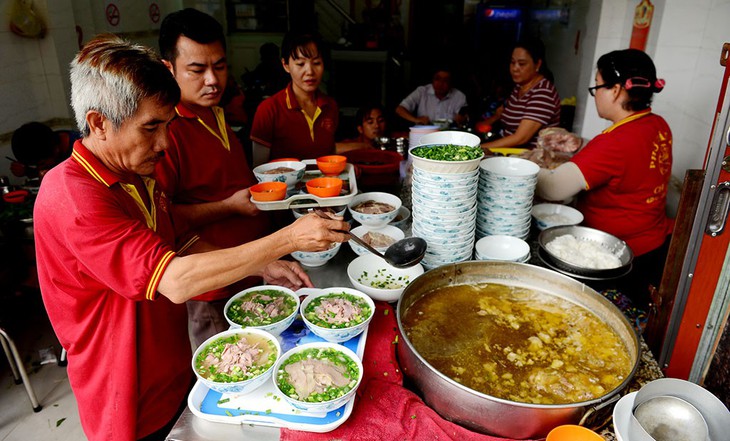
[34,35,348,441]
[156,9,315,348]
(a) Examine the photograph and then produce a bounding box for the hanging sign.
[105,3,120,27]
[629,0,654,51]
[149,3,160,24]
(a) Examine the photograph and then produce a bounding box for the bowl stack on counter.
[408,131,484,270]
[476,157,540,240]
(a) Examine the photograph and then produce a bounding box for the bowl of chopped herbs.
[347,253,424,302]
[409,131,484,173]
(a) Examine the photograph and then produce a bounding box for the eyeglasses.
[588,84,611,97]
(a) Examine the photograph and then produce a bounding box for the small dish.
[250,182,287,201]
[347,253,424,302]
[316,155,347,176]
[299,287,374,343]
[291,242,341,267]
[306,177,343,198]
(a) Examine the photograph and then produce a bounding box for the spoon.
[312,209,427,268]
[633,395,709,441]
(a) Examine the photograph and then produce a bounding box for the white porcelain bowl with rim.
[291,242,341,267]
[272,342,363,413]
[253,161,306,190]
[348,192,402,228]
[413,184,478,200]
[223,285,300,336]
[299,287,375,343]
[192,328,281,395]
[417,130,482,148]
[388,206,411,230]
[348,225,405,257]
[291,205,347,219]
[412,167,480,182]
[410,148,484,174]
[532,203,584,230]
[347,253,424,302]
[474,235,531,262]
[479,156,539,178]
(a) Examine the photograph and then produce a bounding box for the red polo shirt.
[250,83,339,159]
[156,103,271,301]
[572,109,674,256]
[34,141,194,441]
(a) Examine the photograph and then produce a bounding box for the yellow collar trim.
[602,109,652,134]
[72,150,110,186]
[119,177,158,231]
[301,107,322,142]
[178,106,230,151]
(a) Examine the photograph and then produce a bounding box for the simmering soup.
[401,283,632,405]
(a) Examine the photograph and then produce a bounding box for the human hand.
[415,116,431,125]
[226,188,260,217]
[284,212,350,252]
[262,260,313,289]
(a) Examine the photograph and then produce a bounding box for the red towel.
[280,302,534,441]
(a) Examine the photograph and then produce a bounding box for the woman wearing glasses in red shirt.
[536,49,673,311]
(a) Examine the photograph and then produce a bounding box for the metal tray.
[187,319,367,433]
[250,159,358,211]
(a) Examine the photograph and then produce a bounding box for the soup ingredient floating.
[195,333,277,383]
[411,144,483,161]
[352,200,395,214]
[226,289,297,327]
[545,234,621,269]
[402,283,632,405]
[276,346,359,402]
[304,292,372,329]
[361,231,396,248]
[358,268,412,289]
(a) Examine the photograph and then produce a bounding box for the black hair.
[11,122,57,165]
[281,31,325,63]
[597,49,664,111]
[159,8,226,63]
[514,37,554,83]
[355,104,385,125]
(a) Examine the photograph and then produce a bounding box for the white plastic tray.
[250,159,358,211]
[187,320,367,433]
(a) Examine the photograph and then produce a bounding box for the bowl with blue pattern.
[291,242,341,267]
[253,160,306,190]
[348,192,402,228]
[299,287,375,343]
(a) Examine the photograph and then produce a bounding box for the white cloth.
[399,84,467,122]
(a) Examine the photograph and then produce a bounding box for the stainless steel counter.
[165,247,359,441]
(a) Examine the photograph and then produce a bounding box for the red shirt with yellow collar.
[250,82,338,159]
[571,109,674,256]
[156,103,271,301]
[34,141,195,441]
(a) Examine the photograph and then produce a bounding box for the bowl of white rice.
[532,203,584,230]
[537,225,633,279]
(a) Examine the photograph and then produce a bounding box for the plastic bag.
[536,127,582,153]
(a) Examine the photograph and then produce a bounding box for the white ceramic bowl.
[300,287,375,343]
[291,205,347,219]
[388,206,411,230]
[474,235,530,262]
[223,285,300,336]
[348,225,404,257]
[417,130,481,148]
[192,328,281,395]
[410,147,484,174]
[253,161,306,190]
[291,242,341,267]
[347,253,424,302]
[412,167,480,183]
[532,203,584,230]
[479,156,539,178]
[272,342,363,412]
[348,192,402,228]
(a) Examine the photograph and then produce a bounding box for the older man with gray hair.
[34,34,348,441]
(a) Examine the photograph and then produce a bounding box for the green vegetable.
[304,293,371,329]
[411,144,483,161]
[276,347,360,403]
[226,289,297,327]
[358,268,411,289]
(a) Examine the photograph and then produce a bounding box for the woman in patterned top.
[481,38,561,151]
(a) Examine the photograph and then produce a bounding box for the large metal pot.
[396,261,640,439]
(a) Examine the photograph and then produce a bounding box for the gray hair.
[70,34,180,136]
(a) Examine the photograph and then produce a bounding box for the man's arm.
[158,213,349,303]
[396,105,430,125]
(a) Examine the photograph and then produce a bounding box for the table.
[165,246,664,440]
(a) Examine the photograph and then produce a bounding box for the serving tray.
[250,159,358,211]
[187,319,367,433]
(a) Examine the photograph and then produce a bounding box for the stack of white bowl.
[410,131,482,270]
[476,157,539,240]
[473,235,530,263]
[408,125,440,151]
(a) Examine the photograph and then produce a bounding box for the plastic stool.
[0,327,42,412]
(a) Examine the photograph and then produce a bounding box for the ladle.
[312,209,427,268]
[633,395,709,441]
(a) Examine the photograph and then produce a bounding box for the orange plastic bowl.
[270,157,300,163]
[316,155,347,176]
[546,425,604,441]
[250,182,287,201]
[306,177,343,198]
